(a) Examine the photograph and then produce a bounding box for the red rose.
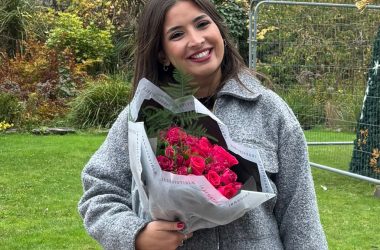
[166,127,187,144]
[189,156,206,175]
[177,166,188,175]
[212,145,238,167]
[176,154,184,167]
[157,155,174,171]
[206,170,221,187]
[208,162,227,174]
[185,135,198,146]
[220,168,237,185]
[218,183,239,199]
[190,145,201,156]
[197,137,212,157]
[165,145,175,158]
[233,182,242,191]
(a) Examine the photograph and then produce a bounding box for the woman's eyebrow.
[166,14,208,35]
[192,14,207,24]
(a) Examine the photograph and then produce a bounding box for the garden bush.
[46,12,113,64]
[0,92,21,124]
[277,86,323,130]
[69,76,131,128]
[254,4,379,131]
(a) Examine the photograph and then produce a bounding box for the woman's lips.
[188,49,212,63]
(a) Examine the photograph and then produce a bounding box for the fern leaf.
[139,69,216,142]
[162,70,198,98]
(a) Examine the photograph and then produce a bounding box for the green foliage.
[255,4,379,131]
[214,0,249,62]
[278,86,322,130]
[0,92,21,124]
[142,107,208,140]
[161,70,197,98]
[322,87,363,131]
[140,70,213,141]
[256,5,379,88]
[63,0,145,73]
[46,12,113,63]
[26,8,56,42]
[0,0,36,57]
[0,39,59,89]
[214,0,248,41]
[69,76,131,128]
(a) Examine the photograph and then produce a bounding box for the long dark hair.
[132,0,247,94]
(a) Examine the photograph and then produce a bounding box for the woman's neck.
[193,70,222,98]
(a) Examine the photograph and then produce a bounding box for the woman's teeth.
[192,50,209,59]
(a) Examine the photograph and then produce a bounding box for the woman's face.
[161,1,224,91]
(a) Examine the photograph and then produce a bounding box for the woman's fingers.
[135,221,193,250]
[150,220,185,231]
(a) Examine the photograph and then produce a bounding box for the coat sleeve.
[274,122,328,249]
[78,107,149,250]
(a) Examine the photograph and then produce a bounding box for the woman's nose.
[188,30,205,48]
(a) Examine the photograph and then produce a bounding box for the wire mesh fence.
[250,1,380,180]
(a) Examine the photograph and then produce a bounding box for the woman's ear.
[159,51,170,66]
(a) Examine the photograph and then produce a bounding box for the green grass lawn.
[305,129,380,250]
[0,134,103,249]
[0,132,379,249]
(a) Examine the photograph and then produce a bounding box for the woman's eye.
[196,20,210,29]
[169,31,184,40]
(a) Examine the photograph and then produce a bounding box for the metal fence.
[249,0,380,184]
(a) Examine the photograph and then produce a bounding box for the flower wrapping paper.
[128,78,276,233]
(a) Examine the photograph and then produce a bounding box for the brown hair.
[132,0,247,94]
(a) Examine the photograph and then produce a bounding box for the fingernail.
[177,222,185,229]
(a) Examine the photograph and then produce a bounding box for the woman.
[78,0,328,249]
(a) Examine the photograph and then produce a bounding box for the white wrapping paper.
[128,78,275,233]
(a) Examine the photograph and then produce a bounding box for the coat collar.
[217,71,263,101]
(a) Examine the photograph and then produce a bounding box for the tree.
[350,26,380,179]
[213,0,250,62]
[0,0,36,57]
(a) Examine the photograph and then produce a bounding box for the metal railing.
[249,0,380,68]
[249,1,380,184]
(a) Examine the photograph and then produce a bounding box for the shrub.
[0,39,59,92]
[0,92,21,124]
[278,86,323,130]
[46,12,113,63]
[214,0,250,62]
[323,86,364,132]
[255,4,379,88]
[69,77,131,128]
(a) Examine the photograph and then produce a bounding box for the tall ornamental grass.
[69,77,131,128]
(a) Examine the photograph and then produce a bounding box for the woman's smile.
[161,1,224,96]
[188,48,212,62]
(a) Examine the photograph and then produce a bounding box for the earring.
[223,39,227,47]
[163,64,169,72]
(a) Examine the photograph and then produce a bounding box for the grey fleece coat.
[78,72,328,250]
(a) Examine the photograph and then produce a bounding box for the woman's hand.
[135,220,193,250]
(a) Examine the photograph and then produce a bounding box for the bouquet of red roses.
[157,126,242,199]
[128,77,275,233]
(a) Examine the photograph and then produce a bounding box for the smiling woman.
[159,1,224,97]
[78,1,328,249]
[132,0,245,99]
